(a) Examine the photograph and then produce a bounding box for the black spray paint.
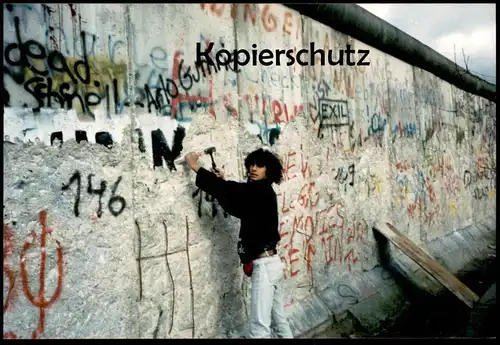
[62,170,126,218]
[95,131,113,148]
[317,99,349,139]
[75,130,88,143]
[151,125,186,170]
[87,174,106,218]
[50,131,63,145]
[62,170,82,217]
[3,12,230,120]
[334,163,355,192]
[4,16,97,114]
[135,128,146,153]
[108,176,126,216]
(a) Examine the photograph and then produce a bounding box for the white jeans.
[247,254,294,338]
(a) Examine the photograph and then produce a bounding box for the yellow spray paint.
[488,189,496,199]
[447,202,458,216]
[17,55,127,115]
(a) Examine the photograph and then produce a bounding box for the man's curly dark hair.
[244,148,283,185]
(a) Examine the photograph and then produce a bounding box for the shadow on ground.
[373,255,497,338]
[311,254,496,339]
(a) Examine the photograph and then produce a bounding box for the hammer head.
[204,146,216,155]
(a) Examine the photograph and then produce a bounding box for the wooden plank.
[374,222,480,308]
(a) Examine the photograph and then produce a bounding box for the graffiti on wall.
[3,5,222,121]
[365,103,387,148]
[3,2,497,336]
[134,218,195,338]
[307,77,353,150]
[392,121,418,141]
[464,164,496,201]
[332,163,355,194]
[278,150,367,288]
[393,161,441,225]
[317,99,349,139]
[61,171,126,218]
[200,4,301,39]
[3,211,64,339]
[3,3,308,151]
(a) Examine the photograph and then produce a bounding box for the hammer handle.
[174,152,217,169]
[209,153,217,170]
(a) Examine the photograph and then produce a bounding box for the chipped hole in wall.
[95,132,114,149]
[51,131,63,146]
[75,130,89,143]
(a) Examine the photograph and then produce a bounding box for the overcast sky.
[358,4,496,85]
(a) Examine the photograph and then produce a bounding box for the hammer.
[175,146,217,170]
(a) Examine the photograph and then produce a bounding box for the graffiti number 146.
[62,171,126,218]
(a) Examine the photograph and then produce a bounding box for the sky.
[358,4,496,85]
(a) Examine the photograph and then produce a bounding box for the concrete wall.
[3,3,496,339]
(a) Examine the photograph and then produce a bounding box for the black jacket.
[195,167,280,264]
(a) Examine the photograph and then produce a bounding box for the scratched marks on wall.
[134,218,196,338]
[3,211,64,339]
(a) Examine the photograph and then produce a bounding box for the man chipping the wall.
[184,148,293,339]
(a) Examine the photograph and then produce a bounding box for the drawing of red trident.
[20,210,64,339]
[3,223,17,315]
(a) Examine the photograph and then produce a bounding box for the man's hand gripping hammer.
[175,146,217,170]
